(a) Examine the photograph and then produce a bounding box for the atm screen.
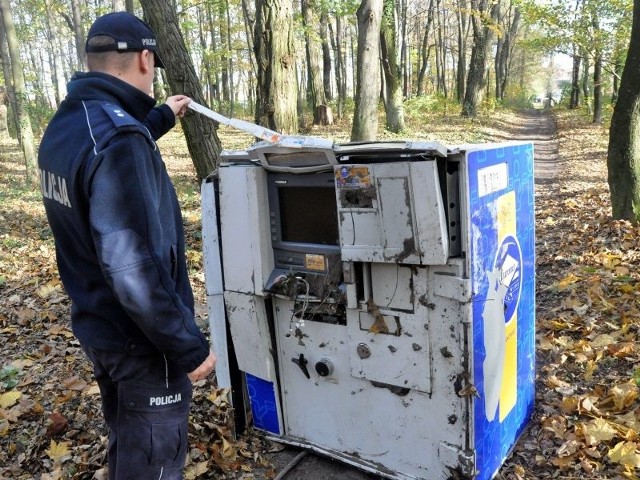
[278,187,339,246]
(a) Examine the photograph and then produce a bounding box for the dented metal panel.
[337,161,448,265]
[218,166,273,295]
[200,180,231,389]
[224,291,277,382]
[410,161,449,265]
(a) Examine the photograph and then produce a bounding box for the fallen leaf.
[45,440,70,463]
[582,417,617,445]
[0,391,21,408]
[46,412,68,437]
[608,441,640,469]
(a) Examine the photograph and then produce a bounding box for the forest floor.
[1,107,639,480]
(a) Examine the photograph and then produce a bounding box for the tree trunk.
[319,12,333,101]
[44,0,66,106]
[219,0,231,114]
[330,17,347,118]
[380,0,404,132]
[416,0,434,96]
[608,0,640,222]
[225,2,235,116]
[207,4,221,108]
[495,3,520,102]
[302,0,330,125]
[0,86,8,139]
[254,0,298,134]
[139,0,221,180]
[398,0,409,98]
[456,0,469,102]
[435,0,447,97]
[461,0,499,117]
[612,59,622,104]
[351,0,383,141]
[241,0,257,76]
[70,0,86,70]
[570,48,580,108]
[0,16,16,138]
[593,52,603,124]
[0,0,37,185]
[581,52,592,115]
[592,11,603,124]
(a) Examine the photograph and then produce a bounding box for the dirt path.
[506,108,560,184]
[256,109,561,480]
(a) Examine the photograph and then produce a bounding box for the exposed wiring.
[287,276,310,335]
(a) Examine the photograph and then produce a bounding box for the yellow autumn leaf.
[591,333,617,349]
[45,440,70,463]
[184,461,209,479]
[0,391,21,408]
[0,419,9,436]
[582,417,617,445]
[619,411,640,433]
[584,360,598,381]
[598,384,639,413]
[221,436,233,455]
[36,282,60,299]
[608,441,640,468]
[557,273,580,291]
[598,253,621,269]
[559,396,579,414]
[618,283,635,294]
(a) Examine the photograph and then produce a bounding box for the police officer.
[38,12,216,480]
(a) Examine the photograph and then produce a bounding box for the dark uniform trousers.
[84,347,193,480]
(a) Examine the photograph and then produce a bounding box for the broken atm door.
[202,141,535,480]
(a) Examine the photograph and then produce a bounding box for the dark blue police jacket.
[38,72,209,374]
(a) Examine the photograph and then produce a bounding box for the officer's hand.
[165,95,191,118]
[188,350,216,382]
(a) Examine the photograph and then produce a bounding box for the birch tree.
[0,0,37,185]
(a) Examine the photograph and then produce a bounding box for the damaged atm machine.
[201,135,535,480]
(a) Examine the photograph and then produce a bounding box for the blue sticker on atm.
[245,373,280,435]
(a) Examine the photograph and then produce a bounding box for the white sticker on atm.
[477,163,508,197]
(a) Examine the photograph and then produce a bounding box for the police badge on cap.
[85,12,165,69]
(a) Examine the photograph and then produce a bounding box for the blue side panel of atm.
[467,144,536,480]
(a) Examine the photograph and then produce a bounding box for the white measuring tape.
[187,101,283,144]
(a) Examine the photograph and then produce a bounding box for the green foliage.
[26,102,55,137]
[501,85,536,109]
[0,365,20,391]
[320,0,359,17]
[404,95,456,118]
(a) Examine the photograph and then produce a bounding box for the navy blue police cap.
[85,12,165,68]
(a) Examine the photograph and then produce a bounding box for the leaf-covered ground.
[1,109,639,479]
